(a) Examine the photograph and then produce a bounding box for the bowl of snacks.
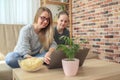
[18,57,44,72]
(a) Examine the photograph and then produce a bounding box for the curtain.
[0,0,40,24]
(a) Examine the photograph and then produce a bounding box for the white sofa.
[0,24,24,80]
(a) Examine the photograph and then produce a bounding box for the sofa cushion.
[0,52,5,60]
[0,61,12,80]
[0,24,24,80]
[0,24,24,56]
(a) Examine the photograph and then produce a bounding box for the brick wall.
[72,0,120,63]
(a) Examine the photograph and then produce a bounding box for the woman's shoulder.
[19,24,34,35]
[21,24,33,31]
[22,24,33,29]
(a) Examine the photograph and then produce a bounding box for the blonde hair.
[34,7,54,50]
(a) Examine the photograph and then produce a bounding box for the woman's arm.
[14,25,32,57]
[44,41,57,64]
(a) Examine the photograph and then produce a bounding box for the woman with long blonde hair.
[5,7,57,68]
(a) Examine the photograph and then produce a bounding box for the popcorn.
[19,57,43,71]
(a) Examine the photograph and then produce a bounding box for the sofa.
[0,24,97,80]
[0,24,24,80]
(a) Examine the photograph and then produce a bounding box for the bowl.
[18,57,44,72]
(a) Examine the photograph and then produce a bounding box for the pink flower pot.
[62,58,79,76]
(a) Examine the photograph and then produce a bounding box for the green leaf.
[57,36,87,60]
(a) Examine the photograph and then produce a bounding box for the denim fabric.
[5,52,21,68]
[5,51,47,68]
[33,50,46,57]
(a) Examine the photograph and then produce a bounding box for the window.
[0,0,40,24]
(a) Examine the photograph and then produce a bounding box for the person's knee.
[5,58,15,67]
[5,52,20,68]
[5,57,20,68]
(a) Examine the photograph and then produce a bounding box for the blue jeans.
[5,51,46,68]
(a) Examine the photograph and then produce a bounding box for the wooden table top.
[13,59,120,80]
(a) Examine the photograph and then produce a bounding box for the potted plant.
[57,36,86,76]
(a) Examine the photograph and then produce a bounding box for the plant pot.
[62,58,79,76]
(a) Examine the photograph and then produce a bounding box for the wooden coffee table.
[13,59,120,80]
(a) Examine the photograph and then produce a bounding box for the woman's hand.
[43,52,51,64]
[24,54,32,59]
[43,48,55,64]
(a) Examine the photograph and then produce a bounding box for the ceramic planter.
[62,58,79,76]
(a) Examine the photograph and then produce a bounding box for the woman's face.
[37,11,50,29]
[57,14,69,30]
